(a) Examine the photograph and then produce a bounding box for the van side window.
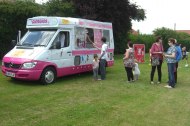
[63,32,70,47]
[60,31,70,48]
[103,30,110,42]
[75,27,94,49]
[51,31,70,49]
[103,30,110,47]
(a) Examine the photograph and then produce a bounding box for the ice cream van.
[1,16,114,84]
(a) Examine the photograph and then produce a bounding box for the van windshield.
[19,29,56,47]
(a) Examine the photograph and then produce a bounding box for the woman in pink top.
[150,36,164,84]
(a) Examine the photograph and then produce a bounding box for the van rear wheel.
[40,67,56,84]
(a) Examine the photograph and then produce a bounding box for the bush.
[129,34,155,53]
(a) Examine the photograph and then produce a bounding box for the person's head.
[182,46,186,51]
[101,37,106,43]
[155,36,162,43]
[128,42,133,48]
[94,54,98,60]
[174,39,179,46]
[168,38,175,46]
[85,29,88,33]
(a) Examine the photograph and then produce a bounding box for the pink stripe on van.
[72,49,114,55]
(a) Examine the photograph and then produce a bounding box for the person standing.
[182,46,187,60]
[182,46,189,66]
[150,36,164,84]
[98,37,108,80]
[123,42,135,82]
[164,38,176,88]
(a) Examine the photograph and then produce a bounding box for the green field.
[0,54,190,126]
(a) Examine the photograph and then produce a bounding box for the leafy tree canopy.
[0,0,43,58]
[45,0,75,16]
[72,0,146,53]
[153,27,190,50]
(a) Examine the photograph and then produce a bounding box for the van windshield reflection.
[19,30,56,47]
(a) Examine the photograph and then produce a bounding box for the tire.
[40,67,56,85]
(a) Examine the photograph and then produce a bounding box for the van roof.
[26,16,112,29]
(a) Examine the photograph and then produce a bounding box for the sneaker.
[157,81,161,84]
[164,85,173,88]
[97,79,101,81]
[166,86,173,89]
[164,85,170,87]
[150,81,154,84]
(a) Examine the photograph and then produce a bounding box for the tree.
[153,27,190,51]
[72,0,146,53]
[0,1,43,58]
[45,0,75,16]
[45,0,145,53]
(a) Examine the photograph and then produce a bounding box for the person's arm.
[123,49,129,60]
[86,35,93,44]
[93,43,101,50]
[165,52,176,58]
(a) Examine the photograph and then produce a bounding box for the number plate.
[6,72,15,77]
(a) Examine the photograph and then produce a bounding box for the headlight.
[22,62,37,69]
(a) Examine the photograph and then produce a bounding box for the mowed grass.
[0,54,190,126]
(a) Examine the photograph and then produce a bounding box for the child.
[133,62,140,80]
[182,46,188,67]
[92,54,100,80]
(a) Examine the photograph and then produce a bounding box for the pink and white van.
[1,16,114,84]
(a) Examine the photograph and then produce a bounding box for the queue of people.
[122,36,185,89]
[92,36,186,89]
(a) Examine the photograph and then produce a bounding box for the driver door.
[50,31,72,68]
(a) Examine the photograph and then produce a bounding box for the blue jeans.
[167,63,175,88]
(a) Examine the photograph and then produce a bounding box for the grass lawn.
[0,54,190,126]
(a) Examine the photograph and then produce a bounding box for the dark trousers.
[174,62,178,83]
[99,59,106,80]
[125,67,134,81]
[150,60,162,82]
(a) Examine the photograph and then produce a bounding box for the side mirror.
[11,40,16,47]
[56,41,61,49]
[50,41,61,49]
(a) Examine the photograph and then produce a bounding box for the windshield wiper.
[16,44,22,46]
[22,42,34,46]
[34,44,46,47]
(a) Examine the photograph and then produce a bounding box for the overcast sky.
[130,0,190,34]
[36,0,190,34]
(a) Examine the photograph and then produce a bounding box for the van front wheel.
[40,67,56,84]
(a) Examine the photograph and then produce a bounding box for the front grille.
[4,62,21,69]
